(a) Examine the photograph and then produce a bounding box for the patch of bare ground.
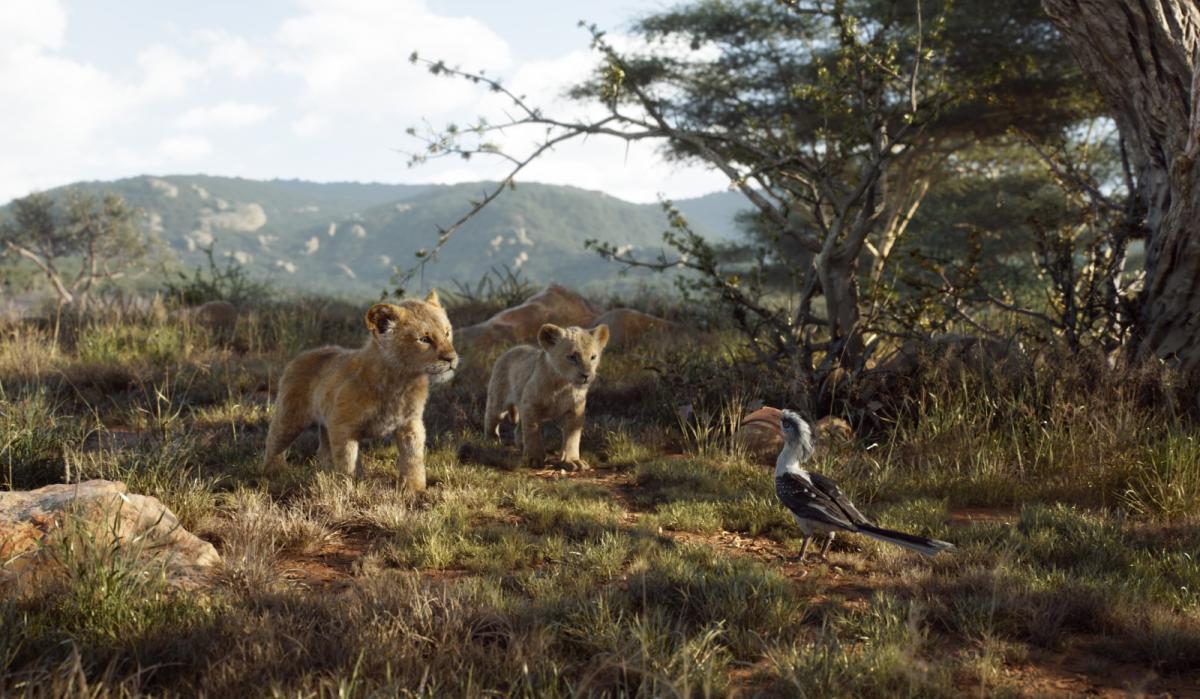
[279,528,372,590]
[530,466,642,511]
[994,644,1200,698]
[946,506,1018,527]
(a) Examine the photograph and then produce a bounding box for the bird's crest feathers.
[779,409,815,464]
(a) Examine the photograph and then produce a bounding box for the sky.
[0,0,728,205]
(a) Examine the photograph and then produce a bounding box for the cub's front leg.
[327,426,361,480]
[519,409,546,469]
[557,401,590,471]
[395,419,427,491]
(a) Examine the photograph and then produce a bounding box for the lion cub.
[263,291,458,490]
[484,323,609,470]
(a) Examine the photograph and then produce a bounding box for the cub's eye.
[570,353,581,362]
[419,335,433,345]
[591,355,597,360]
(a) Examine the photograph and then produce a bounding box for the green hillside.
[13,176,750,295]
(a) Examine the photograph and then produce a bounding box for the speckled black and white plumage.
[774,409,954,560]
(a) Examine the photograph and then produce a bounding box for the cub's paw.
[522,453,547,470]
[556,457,592,472]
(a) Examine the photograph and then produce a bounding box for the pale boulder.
[456,284,599,347]
[456,285,677,350]
[192,300,238,334]
[737,407,855,465]
[0,480,219,593]
[737,406,784,464]
[588,308,675,348]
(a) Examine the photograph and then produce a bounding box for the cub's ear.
[538,323,565,350]
[424,289,442,308]
[366,303,407,334]
[592,323,610,350]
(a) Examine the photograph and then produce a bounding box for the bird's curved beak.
[740,406,784,439]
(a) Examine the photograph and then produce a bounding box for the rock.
[0,480,219,594]
[737,406,784,464]
[737,408,855,465]
[456,284,599,347]
[588,308,675,348]
[815,415,854,443]
[192,300,238,334]
[455,285,678,350]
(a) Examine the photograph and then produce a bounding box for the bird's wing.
[775,473,858,531]
[809,471,873,526]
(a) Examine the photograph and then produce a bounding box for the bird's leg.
[819,532,835,559]
[796,536,811,562]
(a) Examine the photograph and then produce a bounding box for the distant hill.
[7,175,751,294]
[670,190,752,242]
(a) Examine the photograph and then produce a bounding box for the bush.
[163,244,271,307]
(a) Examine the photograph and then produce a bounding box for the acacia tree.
[403,0,1096,390]
[0,190,152,309]
[1041,0,1200,375]
[893,128,1146,353]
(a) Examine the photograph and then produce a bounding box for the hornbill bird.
[754,409,955,562]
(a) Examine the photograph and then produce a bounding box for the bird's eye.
[419,335,433,344]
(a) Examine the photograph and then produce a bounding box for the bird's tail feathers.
[858,524,954,557]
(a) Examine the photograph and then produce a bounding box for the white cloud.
[292,113,328,137]
[196,29,266,79]
[0,1,213,200]
[0,2,67,54]
[177,101,274,129]
[0,0,725,206]
[277,0,512,118]
[0,2,142,198]
[159,135,213,159]
[136,44,206,99]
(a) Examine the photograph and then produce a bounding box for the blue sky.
[0,0,725,204]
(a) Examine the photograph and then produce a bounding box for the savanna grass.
[2,294,1200,695]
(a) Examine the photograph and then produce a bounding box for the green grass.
[2,298,1200,695]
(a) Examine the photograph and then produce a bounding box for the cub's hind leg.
[484,391,504,440]
[484,368,508,440]
[317,424,332,468]
[508,405,521,447]
[263,405,307,474]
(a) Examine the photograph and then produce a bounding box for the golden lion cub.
[263,291,458,490]
[484,323,609,470]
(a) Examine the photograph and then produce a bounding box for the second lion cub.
[485,323,609,470]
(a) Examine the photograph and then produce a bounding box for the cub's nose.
[441,353,459,368]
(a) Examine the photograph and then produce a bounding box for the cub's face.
[366,291,459,382]
[538,323,609,387]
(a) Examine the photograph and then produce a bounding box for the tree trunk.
[814,250,866,368]
[1043,0,1200,373]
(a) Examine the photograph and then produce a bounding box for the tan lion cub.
[263,291,458,490]
[484,323,609,470]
